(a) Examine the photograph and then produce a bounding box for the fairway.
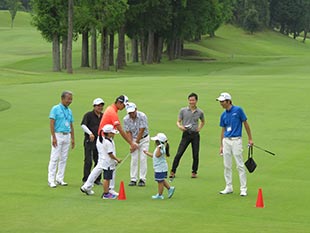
[1,11,310,233]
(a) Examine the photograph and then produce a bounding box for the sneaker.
[80,186,95,195]
[102,193,117,199]
[168,186,175,198]
[219,188,233,195]
[109,189,119,196]
[138,179,145,187]
[191,173,197,178]
[128,181,137,186]
[56,180,68,186]
[240,191,247,197]
[94,180,102,185]
[48,182,57,188]
[152,194,164,200]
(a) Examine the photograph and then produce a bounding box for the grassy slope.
[1,11,310,233]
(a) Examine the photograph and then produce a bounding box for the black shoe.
[128,181,137,186]
[94,180,102,185]
[138,179,145,187]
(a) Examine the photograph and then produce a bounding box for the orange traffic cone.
[118,181,126,200]
[256,188,264,208]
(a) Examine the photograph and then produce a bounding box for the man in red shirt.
[98,95,138,153]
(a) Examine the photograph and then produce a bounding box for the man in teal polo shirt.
[48,91,75,188]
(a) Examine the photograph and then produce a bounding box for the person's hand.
[89,134,95,142]
[248,140,254,147]
[143,150,148,154]
[130,142,138,152]
[219,146,223,156]
[117,159,122,164]
[52,137,57,148]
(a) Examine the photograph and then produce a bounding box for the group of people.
[47,90,253,199]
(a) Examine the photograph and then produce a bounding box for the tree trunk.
[156,37,163,63]
[52,33,61,72]
[100,28,104,69]
[66,0,73,74]
[81,31,89,67]
[103,29,109,71]
[62,36,67,70]
[140,31,146,65]
[167,39,175,60]
[146,30,154,64]
[303,30,307,43]
[131,38,139,63]
[117,26,126,69]
[109,33,114,66]
[90,25,97,69]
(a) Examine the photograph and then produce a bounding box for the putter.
[253,145,275,156]
[115,153,131,171]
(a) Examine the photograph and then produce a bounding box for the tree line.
[2,0,310,73]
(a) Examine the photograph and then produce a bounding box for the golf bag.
[245,145,257,173]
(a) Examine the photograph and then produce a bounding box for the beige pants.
[222,137,247,192]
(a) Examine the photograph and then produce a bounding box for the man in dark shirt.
[81,98,104,185]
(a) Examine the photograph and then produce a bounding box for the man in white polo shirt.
[123,102,150,187]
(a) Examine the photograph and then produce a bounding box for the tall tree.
[5,0,22,28]
[66,0,73,73]
[31,0,68,72]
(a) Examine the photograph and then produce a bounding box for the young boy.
[80,124,122,199]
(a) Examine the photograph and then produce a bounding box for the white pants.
[222,137,247,192]
[130,136,149,182]
[48,133,71,183]
[82,162,116,191]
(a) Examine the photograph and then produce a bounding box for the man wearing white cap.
[123,102,149,186]
[216,92,253,197]
[81,98,104,185]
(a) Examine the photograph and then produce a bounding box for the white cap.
[93,98,104,106]
[216,92,232,101]
[151,133,167,143]
[126,102,136,113]
[102,124,119,134]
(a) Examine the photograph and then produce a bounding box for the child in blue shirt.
[144,133,175,199]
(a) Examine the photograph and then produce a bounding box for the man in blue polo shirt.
[48,91,75,188]
[216,92,253,197]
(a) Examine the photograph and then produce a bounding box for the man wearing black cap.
[81,98,104,185]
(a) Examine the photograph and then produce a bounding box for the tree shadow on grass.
[0,99,11,112]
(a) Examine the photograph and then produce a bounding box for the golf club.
[253,144,275,156]
[115,152,131,171]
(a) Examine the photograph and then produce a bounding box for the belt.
[226,137,241,140]
[56,132,70,135]
[142,134,148,139]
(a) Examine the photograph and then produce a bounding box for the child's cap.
[102,124,119,134]
[151,133,167,143]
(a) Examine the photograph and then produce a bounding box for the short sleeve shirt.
[96,137,117,169]
[123,111,149,139]
[152,145,168,172]
[178,107,204,132]
[49,103,74,133]
[220,105,247,137]
[98,104,120,135]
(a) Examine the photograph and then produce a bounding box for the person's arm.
[197,119,205,132]
[81,124,95,141]
[243,120,253,146]
[50,119,57,147]
[135,128,145,144]
[219,127,225,156]
[70,123,75,149]
[108,152,122,164]
[115,124,138,151]
[176,118,186,131]
[143,150,153,157]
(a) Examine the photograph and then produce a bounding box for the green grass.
[1,11,310,233]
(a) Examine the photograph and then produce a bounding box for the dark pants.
[82,139,101,182]
[171,131,200,174]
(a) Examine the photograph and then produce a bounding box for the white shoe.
[109,190,119,196]
[56,180,68,186]
[219,188,233,194]
[240,191,247,196]
[48,182,57,188]
[80,186,95,195]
